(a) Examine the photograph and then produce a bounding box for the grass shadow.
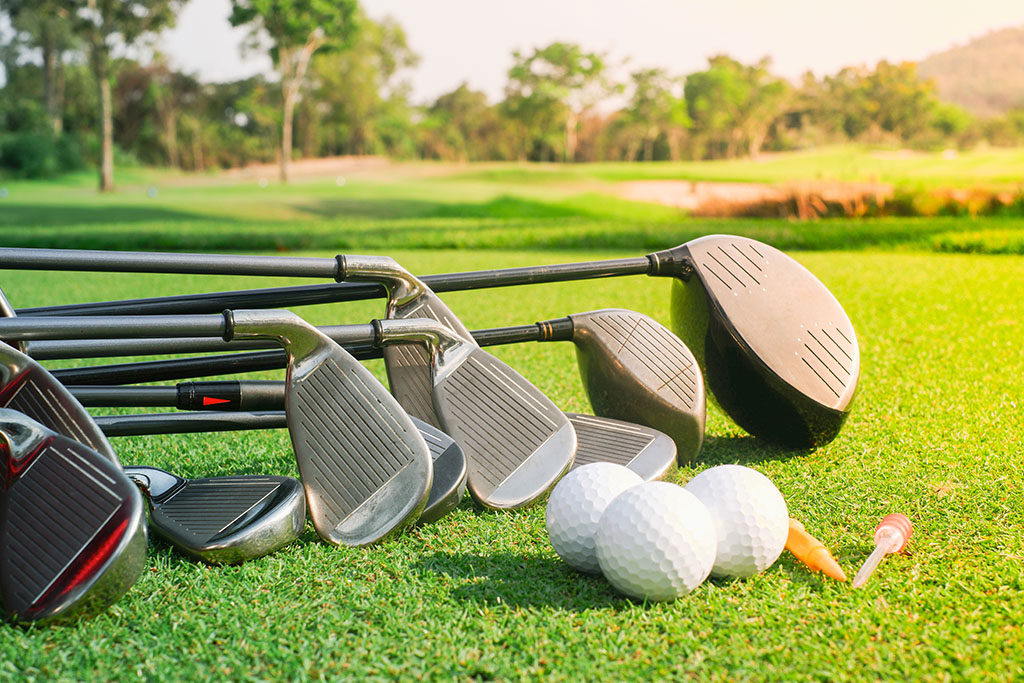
[696,434,812,466]
[291,198,444,220]
[411,550,627,610]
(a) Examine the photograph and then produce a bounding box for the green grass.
[1,249,1022,680]
[0,165,1022,679]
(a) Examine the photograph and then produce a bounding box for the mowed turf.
[0,245,1021,680]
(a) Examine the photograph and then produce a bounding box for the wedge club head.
[228,309,433,546]
[375,318,576,510]
[124,466,306,564]
[567,413,676,482]
[0,408,146,625]
[664,235,859,448]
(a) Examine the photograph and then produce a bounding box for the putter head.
[227,309,432,546]
[0,335,120,464]
[567,413,676,482]
[412,417,468,524]
[0,409,146,625]
[665,235,859,448]
[340,256,477,429]
[124,466,306,564]
[566,309,706,464]
[375,318,576,510]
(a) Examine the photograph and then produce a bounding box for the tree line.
[3,0,1024,188]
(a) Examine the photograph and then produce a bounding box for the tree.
[1,0,78,134]
[230,0,358,182]
[504,42,618,161]
[67,0,182,191]
[685,56,789,159]
[621,68,690,161]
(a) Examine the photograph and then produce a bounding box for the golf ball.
[595,481,716,601]
[684,464,789,579]
[545,462,643,573]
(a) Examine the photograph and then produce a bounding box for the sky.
[117,1,1024,105]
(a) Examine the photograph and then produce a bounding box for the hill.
[919,26,1024,117]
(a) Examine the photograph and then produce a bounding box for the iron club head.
[123,466,306,565]
[0,408,146,625]
[566,413,676,482]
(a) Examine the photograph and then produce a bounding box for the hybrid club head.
[664,235,859,448]
[340,256,477,429]
[123,466,306,564]
[375,318,576,510]
[0,408,146,625]
[0,341,120,464]
[228,309,433,546]
[561,309,705,464]
[567,413,676,482]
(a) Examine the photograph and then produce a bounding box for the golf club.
[0,408,147,625]
[9,235,858,447]
[34,309,704,461]
[103,413,467,526]
[1,250,480,430]
[6,309,434,547]
[123,466,306,564]
[0,313,574,510]
[0,338,120,463]
[92,409,675,483]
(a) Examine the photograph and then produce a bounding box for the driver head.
[0,409,146,625]
[668,235,859,448]
[564,309,705,464]
[124,466,306,564]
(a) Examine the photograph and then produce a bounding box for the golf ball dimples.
[546,463,643,573]
[684,464,788,578]
[595,481,716,601]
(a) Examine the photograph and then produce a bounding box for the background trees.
[1,9,1018,183]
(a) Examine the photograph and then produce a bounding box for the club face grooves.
[567,413,676,482]
[0,430,145,625]
[143,474,306,564]
[288,353,431,545]
[433,348,575,509]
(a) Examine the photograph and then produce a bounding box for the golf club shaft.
[46,322,571,385]
[72,381,285,410]
[13,249,682,317]
[27,322,557,360]
[95,411,288,437]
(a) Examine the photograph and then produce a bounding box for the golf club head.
[0,409,146,625]
[565,309,705,464]
[340,256,477,429]
[665,235,859,448]
[0,288,28,355]
[414,418,468,524]
[123,466,306,564]
[0,342,120,464]
[375,318,576,510]
[567,413,676,482]
[228,309,432,546]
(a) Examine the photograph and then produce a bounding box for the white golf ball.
[684,464,789,579]
[545,462,643,573]
[595,481,717,601]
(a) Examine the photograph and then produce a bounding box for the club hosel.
[123,466,182,499]
[225,309,364,360]
[337,255,425,316]
[534,317,575,342]
[372,318,471,376]
[646,243,696,281]
[0,408,48,465]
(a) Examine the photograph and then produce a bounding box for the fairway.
[0,236,1021,679]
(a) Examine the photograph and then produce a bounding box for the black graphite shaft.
[50,321,572,385]
[17,258,654,317]
[95,411,288,437]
